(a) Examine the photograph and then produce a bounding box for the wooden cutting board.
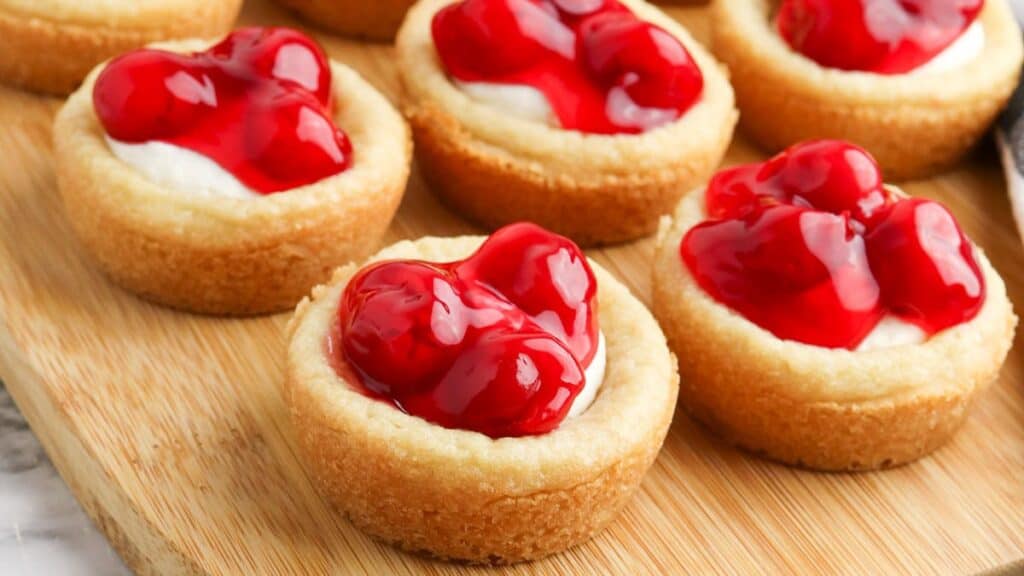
[1,2,1022,574]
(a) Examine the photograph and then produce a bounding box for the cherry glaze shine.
[94,27,352,194]
[338,223,600,438]
[431,0,703,134]
[777,0,984,74]
[681,140,985,349]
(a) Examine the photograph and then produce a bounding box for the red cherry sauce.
[777,0,983,74]
[431,0,704,134]
[680,140,984,349]
[93,27,352,194]
[337,222,600,438]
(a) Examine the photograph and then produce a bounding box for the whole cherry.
[865,198,985,332]
[94,50,219,142]
[432,0,573,77]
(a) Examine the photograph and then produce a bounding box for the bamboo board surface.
[0,2,1022,574]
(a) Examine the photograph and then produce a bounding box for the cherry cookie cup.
[397,0,737,246]
[0,0,242,94]
[286,223,678,562]
[53,28,411,315]
[652,140,1016,471]
[711,0,1023,180]
[274,0,415,41]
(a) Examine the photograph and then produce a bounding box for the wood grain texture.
[0,2,1022,574]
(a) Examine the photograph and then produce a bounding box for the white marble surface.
[0,382,130,575]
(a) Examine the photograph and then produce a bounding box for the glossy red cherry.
[456,222,599,364]
[341,261,524,398]
[93,27,350,194]
[579,11,703,111]
[400,329,585,437]
[432,0,572,77]
[244,92,352,192]
[865,198,985,332]
[338,223,599,438]
[94,50,220,142]
[707,140,889,224]
[681,140,985,349]
[683,204,883,348]
[211,27,333,106]
[341,263,456,397]
[431,0,703,134]
[765,140,888,223]
[777,0,984,74]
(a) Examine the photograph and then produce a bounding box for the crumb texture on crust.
[53,44,412,315]
[711,0,1024,180]
[274,0,416,41]
[285,235,679,563]
[651,189,1017,471]
[0,0,242,94]
[396,0,737,245]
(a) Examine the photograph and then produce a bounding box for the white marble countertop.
[0,382,129,575]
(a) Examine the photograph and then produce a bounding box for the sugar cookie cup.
[652,189,1016,471]
[53,40,411,316]
[273,0,415,41]
[0,0,242,95]
[396,0,737,247]
[285,235,679,563]
[710,0,1023,180]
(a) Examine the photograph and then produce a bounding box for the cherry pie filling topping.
[431,0,704,134]
[680,140,985,349]
[335,223,602,438]
[94,27,352,194]
[776,0,984,74]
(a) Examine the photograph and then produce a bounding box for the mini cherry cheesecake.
[652,140,1015,471]
[53,28,411,315]
[711,0,1023,179]
[273,0,416,41]
[286,223,678,562]
[0,0,242,94]
[397,0,737,246]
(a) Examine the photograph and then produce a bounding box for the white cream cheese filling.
[568,331,607,418]
[911,21,984,75]
[455,80,560,127]
[454,80,681,132]
[854,315,926,351]
[105,136,260,199]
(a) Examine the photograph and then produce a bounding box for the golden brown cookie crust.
[0,0,242,95]
[273,0,416,41]
[652,189,1017,471]
[396,0,737,246]
[53,40,412,316]
[711,0,1024,180]
[285,235,679,563]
